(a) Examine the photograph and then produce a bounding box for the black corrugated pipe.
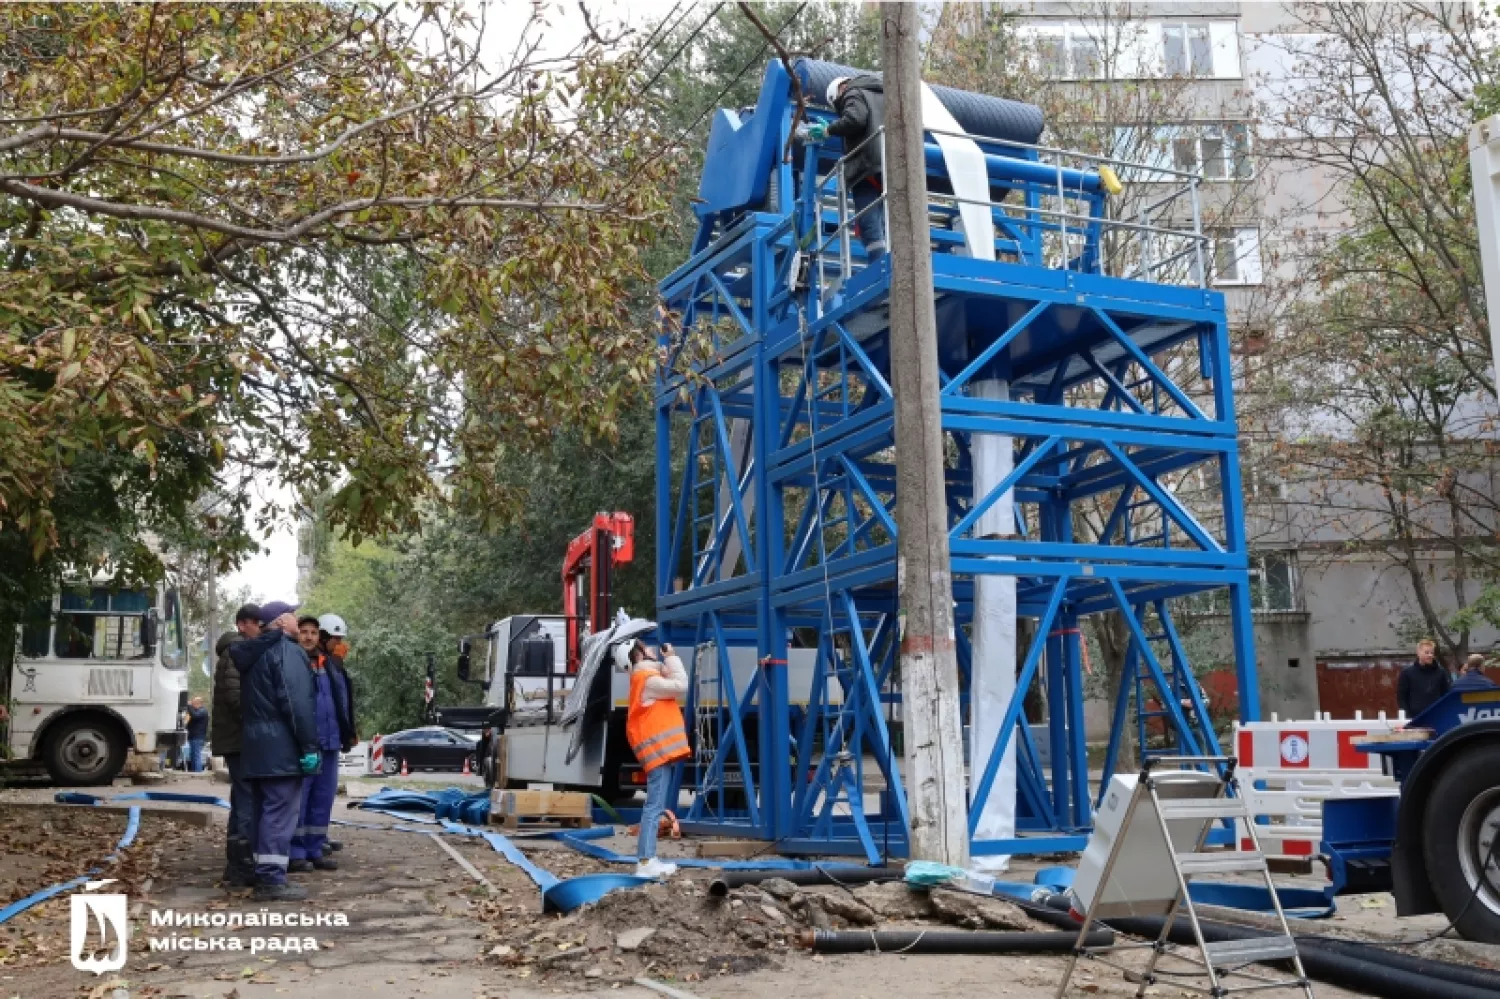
[708,866,902,897]
[1027,893,1500,992]
[800,928,1114,954]
[1106,916,1500,999]
[1304,936,1500,992]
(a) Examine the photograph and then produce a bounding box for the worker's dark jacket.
[1452,670,1497,692]
[826,75,885,188]
[230,629,319,779]
[1397,660,1453,717]
[325,654,357,752]
[210,631,244,755]
[184,705,209,741]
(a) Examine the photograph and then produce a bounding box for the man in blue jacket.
[229,601,321,901]
[288,615,352,872]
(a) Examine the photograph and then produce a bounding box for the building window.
[1201,124,1253,180]
[1161,21,1240,79]
[1118,125,1254,181]
[1164,23,1213,77]
[1181,552,1300,615]
[1029,24,1108,80]
[1211,228,1263,285]
[1249,552,1300,612]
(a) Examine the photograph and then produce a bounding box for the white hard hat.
[612,642,634,670]
[825,76,850,108]
[318,613,348,638]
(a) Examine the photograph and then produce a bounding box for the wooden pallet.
[495,813,593,832]
[491,788,593,831]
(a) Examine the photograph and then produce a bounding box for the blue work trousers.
[224,753,254,845]
[637,765,673,861]
[248,776,302,885]
[852,179,886,260]
[188,738,206,772]
[291,750,340,860]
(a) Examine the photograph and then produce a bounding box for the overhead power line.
[638,2,728,97]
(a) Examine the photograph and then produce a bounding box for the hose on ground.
[708,865,902,897]
[1304,935,1500,993]
[1105,915,1500,999]
[800,928,1113,954]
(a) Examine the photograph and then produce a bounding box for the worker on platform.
[230,601,321,901]
[620,638,690,878]
[802,75,887,261]
[1453,654,1497,692]
[1398,638,1453,718]
[288,615,353,873]
[213,603,261,887]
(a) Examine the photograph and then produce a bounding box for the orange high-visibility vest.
[626,667,690,773]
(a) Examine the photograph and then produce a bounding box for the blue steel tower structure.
[654,59,1258,861]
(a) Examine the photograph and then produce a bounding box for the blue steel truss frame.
[655,68,1257,860]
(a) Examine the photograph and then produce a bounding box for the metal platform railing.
[812,125,1212,291]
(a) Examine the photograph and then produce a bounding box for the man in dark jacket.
[182,697,209,771]
[229,601,321,901]
[1398,639,1453,718]
[213,604,261,887]
[804,74,887,261]
[1454,654,1497,692]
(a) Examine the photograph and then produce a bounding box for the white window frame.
[1211,227,1263,286]
[1115,124,1254,181]
[1248,551,1301,613]
[1160,20,1241,80]
[1017,23,1112,81]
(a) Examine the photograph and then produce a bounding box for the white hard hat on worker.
[825,76,850,108]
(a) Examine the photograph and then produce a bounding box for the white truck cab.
[12,576,189,785]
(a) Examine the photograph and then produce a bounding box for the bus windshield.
[19,586,158,662]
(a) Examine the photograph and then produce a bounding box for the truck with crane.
[439,511,827,804]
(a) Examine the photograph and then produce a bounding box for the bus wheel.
[45,715,127,787]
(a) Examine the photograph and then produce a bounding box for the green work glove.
[299,752,319,775]
[804,122,828,142]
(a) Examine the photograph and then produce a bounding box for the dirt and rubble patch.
[471,866,1053,989]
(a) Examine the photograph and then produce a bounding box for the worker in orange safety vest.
[619,638,690,878]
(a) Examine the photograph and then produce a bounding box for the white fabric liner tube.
[917,83,1014,868]
[918,83,996,261]
[968,380,1016,871]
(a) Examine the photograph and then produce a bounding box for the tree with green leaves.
[0,3,672,619]
[1251,2,1500,661]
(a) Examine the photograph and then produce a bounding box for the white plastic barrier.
[1232,713,1402,858]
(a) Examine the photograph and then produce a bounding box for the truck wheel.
[44,715,127,787]
[1422,743,1500,943]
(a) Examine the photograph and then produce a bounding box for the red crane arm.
[562,512,635,672]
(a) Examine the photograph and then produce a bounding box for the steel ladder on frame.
[1055,756,1315,998]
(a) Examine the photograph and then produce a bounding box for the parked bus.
[11,576,189,785]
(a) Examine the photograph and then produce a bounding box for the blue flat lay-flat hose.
[0,806,141,926]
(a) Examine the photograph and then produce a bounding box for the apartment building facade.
[966,1,1500,720]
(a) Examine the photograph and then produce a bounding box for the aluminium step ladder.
[1056,756,1314,998]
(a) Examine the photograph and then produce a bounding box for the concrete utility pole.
[881,2,971,867]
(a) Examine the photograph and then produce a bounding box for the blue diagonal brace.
[950,435,1061,540]
[1107,580,1204,757]
[1102,442,1221,553]
[943,301,1050,396]
[1093,308,1207,421]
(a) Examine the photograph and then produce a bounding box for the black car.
[380,727,479,774]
